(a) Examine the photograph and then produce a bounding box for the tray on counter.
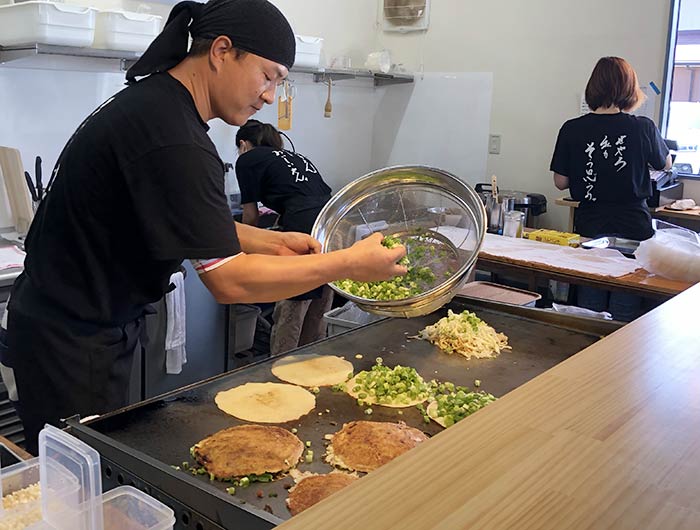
[68,297,621,530]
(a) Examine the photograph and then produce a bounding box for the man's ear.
[209,35,234,72]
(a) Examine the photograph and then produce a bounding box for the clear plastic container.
[102,486,174,530]
[0,458,43,529]
[0,425,175,530]
[502,210,525,238]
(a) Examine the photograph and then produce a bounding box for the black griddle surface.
[84,299,605,521]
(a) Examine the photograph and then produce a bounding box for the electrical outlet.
[488,134,501,154]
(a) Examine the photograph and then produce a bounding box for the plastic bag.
[550,303,612,320]
[634,228,700,282]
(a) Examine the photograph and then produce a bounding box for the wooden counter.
[555,197,700,231]
[278,283,700,530]
[477,250,691,300]
[653,205,700,222]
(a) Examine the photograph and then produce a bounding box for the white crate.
[93,9,161,52]
[0,1,96,47]
[294,34,323,68]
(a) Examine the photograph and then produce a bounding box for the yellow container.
[524,229,581,247]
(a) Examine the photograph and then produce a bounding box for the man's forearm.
[201,251,351,303]
[234,222,281,255]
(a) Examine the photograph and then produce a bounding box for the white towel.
[0,246,25,271]
[165,271,187,374]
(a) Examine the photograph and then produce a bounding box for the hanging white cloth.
[165,271,187,374]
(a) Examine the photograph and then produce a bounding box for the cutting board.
[0,146,33,234]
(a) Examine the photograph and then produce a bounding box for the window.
[662,0,700,176]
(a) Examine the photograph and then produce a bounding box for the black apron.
[280,195,330,301]
[3,274,147,454]
[574,201,654,241]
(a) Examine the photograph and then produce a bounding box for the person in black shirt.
[1,0,406,454]
[551,56,671,241]
[235,120,333,354]
[550,56,672,320]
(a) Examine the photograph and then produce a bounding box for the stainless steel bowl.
[311,165,487,318]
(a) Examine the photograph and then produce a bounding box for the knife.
[35,156,43,201]
[24,171,39,202]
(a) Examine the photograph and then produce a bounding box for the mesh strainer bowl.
[311,165,487,318]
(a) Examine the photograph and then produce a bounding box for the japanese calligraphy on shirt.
[583,134,627,201]
[273,150,318,183]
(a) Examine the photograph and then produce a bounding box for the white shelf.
[0,44,415,85]
[0,43,141,71]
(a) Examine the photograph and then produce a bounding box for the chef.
[1,0,406,454]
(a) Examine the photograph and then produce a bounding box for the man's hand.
[344,232,408,282]
[234,222,321,256]
[276,231,321,256]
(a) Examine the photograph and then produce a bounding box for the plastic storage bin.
[0,458,42,529]
[0,1,96,47]
[294,34,323,68]
[102,486,175,530]
[229,304,261,353]
[324,302,385,336]
[0,425,175,530]
[93,10,161,52]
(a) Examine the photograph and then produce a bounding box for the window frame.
[661,0,700,179]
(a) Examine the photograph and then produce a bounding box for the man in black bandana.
[2,0,406,454]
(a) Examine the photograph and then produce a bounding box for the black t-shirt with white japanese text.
[12,73,241,326]
[236,147,332,234]
[550,113,668,240]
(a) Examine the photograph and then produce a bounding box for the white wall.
[0,0,677,233]
[378,0,672,230]
[0,67,126,228]
[270,0,379,69]
[224,76,379,193]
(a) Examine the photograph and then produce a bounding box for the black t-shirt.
[236,147,332,233]
[550,113,668,240]
[14,73,240,325]
[550,113,668,205]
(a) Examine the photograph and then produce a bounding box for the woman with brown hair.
[550,56,672,320]
[551,56,671,241]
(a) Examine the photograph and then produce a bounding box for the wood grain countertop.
[278,283,700,530]
[477,250,692,299]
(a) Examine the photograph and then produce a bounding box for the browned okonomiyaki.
[192,425,304,479]
[325,421,428,472]
[286,472,359,515]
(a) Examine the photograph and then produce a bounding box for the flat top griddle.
[75,298,614,526]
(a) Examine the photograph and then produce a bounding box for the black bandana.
[126,0,295,83]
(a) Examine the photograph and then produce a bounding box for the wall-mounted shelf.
[292,65,414,86]
[0,43,141,71]
[0,44,415,86]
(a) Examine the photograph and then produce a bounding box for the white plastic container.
[0,1,96,47]
[93,10,161,52]
[0,425,175,530]
[294,34,323,68]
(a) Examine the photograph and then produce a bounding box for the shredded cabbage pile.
[418,309,510,359]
